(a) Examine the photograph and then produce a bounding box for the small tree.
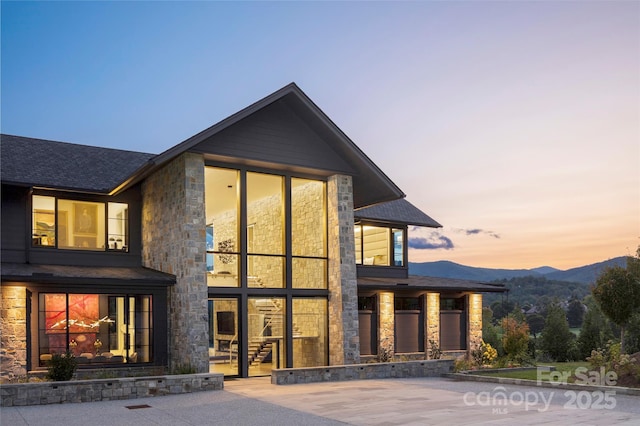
[540,302,574,361]
[526,314,545,338]
[592,251,640,353]
[577,297,613,359]
[567,298,585,328]
[501,315,530,363]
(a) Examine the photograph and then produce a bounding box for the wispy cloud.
[408,234,454,250]
[454,228,501,239]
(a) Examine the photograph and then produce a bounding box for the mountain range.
[409,256,628,284]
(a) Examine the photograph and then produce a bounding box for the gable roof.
[1,83,408,208]
[354,198,441,228]
[0,134,153,193]
[115,83,405,208]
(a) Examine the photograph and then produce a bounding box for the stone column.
[142,153,208,373]
[0,286,27,380]
[327,174,360,365]
[378,291,394,359]
[468,293,483,353]
[425,292,440,359]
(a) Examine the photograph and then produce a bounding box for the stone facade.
[0,286,27,381]
[468,293,483,352]
[327,175,359,365]
[378,291,394,357]
[142,153,209,373]
[425,292,440,359]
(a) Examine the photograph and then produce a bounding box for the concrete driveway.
[2,377,638,425]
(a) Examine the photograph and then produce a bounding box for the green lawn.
[476,362,589,381]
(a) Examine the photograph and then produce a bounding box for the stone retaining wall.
[0,373,223,407]
[271,359,454,385]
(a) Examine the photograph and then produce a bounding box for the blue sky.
[2,1,638,269]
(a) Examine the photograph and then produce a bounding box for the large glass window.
[292,298,327,367]
[38,293,152,367]
[108,203,129,251]
[205,167,327,290]
[205,167,240,287]
[205,167,328,375]
[58,200,105,250]
[248,297,285,376]
[292,178,327,289]
[31,195,128,252]
[208,298,239,376]
[355,224,405,267]
[32,195,56,247]
[246,172,285,289]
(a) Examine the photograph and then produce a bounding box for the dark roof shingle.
[0,134,154,193]
[1,262,175,285]
[354,198,441,228]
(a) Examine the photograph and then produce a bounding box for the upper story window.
[205,166,327,289]
[32,195,128,252]
[354,224,405,267]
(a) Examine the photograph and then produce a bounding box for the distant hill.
[544,258,627,284]
[409,256,627,285]
[530,266,560,275]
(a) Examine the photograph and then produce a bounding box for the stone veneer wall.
[1,373,223,407]
[0,286,27,381]
[425,292,440,359]
[142,153,208,373]
[468,293,483,353]
[271,359,454,385]
[327,175,359,365]
[378,291,394,357]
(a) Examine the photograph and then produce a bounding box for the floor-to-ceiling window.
[38,293,152,367]
[205,166,328,377]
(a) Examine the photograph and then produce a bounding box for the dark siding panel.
[357,266,408,279]
[192,100,355,174]
[440,311,466,351]
[394,311,424,353]
[358,312,377,355]
[1,185,28,262]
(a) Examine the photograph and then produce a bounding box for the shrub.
[481,341,498,365]
[46,352,77,381]
[501,315,530,362]
[453,358,473,372]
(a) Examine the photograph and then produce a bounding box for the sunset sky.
[2,1,638,270]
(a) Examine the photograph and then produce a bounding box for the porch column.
[378,291,394,358]
[425,292,440,358]
[327,174,360,365]
[468,293,483,353]
[0,286,27,380]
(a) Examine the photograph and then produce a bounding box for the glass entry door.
[248,297,285,377]
[208,298,239,376]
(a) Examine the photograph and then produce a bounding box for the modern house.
[0,83,506,381]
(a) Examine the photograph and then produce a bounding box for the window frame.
[354,222,407,267]
[31,194,129,253]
